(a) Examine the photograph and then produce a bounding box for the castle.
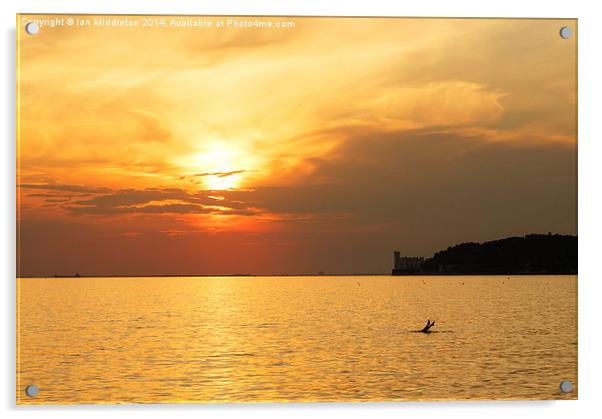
[392,251,424,275]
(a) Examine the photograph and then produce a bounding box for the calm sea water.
[17,275,577,404]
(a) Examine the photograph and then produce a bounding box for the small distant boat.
[53,273,81,278]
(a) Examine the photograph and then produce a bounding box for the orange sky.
[17,16,577,276]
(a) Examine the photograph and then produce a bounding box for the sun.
[183,142,250,190]
[203,171,243,190]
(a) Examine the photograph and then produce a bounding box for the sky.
[17,16,577,276]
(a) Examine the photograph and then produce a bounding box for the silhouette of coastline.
[394,233,577,275]
[17,233,577,278]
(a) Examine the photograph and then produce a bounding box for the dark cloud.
[24,191,95,207]
[19,183,112,193]
[67,203,211,215]
[63,187,255,216]
[218,127,577,257]
[27,193,59,198]
[71,188,198,208]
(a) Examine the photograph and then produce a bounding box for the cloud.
[127,108,172,142]
[18,183,112,193]
[51,124,575,246]
[27,193,61,198]
[334,81,506,133]
[218,126,577,254]
[71,188,198,208]
[67,202,212,215]
[62,187,256,216]
[193,170,247,178]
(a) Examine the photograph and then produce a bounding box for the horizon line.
[17,272,577,279]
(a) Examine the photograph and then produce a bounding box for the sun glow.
[202,172,243,191]
[181,142,253,190]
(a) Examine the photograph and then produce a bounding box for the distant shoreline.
[18,234,577,280]
[17,272,578,279]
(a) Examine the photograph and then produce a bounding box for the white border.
[3,1,601,418]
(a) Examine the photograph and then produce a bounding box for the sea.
[17,275,577,404]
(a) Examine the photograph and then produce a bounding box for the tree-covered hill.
[420,234,577,274]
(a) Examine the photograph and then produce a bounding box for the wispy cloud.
[19,183,112,194]
[193,170,247,178]
[59,187,256,216]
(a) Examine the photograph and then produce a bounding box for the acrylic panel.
[16,15,578,404]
